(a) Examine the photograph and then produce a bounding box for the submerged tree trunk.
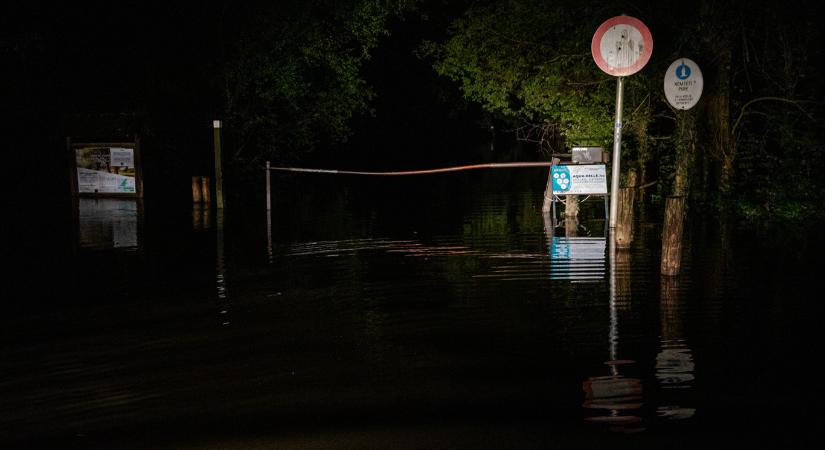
[565,195,579,218]
[616,189,635,247]
[661,110,697,276]
[661,196,686,276]
[616,171,636,248]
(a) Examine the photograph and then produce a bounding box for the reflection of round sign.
[664,58,703,110]
[591,16,653,76]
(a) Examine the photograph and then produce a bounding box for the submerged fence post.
[201,176,211,205]
[616,188,635,247]
[661,196,686,276]
[616,169,637,248]
[192,176,202,203]
[565,195,579,218]
[542,158,560,214]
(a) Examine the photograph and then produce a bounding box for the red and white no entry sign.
[591,16,653,77]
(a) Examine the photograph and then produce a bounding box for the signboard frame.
[69,139,144,198]
[550,163,609,196]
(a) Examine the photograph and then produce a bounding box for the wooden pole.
[542,173,553,214]
[192,176,202,203]
[564,215,578,237]
[615,187,635,247]
[201,176,211,204]
[541,158,560,214]
[266,160,271,211]
[213,120,224,209]
[564,195,579,218]
[661,196,686,276]
[615,163,638,248]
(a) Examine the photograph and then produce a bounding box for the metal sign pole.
[609,76,624,229]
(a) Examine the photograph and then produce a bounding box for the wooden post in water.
[542,158,560,214]
[661,196,686,276]
[266,161,271,211]
[615,170,637,248]
[565,195,579,218]
[192,176,202,203]
[565,215,578,237]
[616,188,635,247]
[213,120,224,209]
[201,176,211,204]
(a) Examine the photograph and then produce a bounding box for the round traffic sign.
[664,58,703,110]
[591,16,653,77]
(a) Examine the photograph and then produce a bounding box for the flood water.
[3,171,823,449]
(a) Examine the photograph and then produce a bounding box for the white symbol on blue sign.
[676,63,691,80]
[552,166,571,192]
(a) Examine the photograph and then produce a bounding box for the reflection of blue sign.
[676,63,691,79]
[552,166,571,192]
[550,237,606,282]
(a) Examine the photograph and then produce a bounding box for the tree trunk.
[192,176,203,203]
[616,188,635,248]
[565,215,578,237]
[661,196,686,276]
[565,195,579,218]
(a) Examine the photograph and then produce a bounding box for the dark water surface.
[3,172,823,449]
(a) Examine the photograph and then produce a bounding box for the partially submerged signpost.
[591,15,653,237]
[590,16,652,376]
[661,58,704,276]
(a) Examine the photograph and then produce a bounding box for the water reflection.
[582,230,697,434]
[192,203,211,230]
[76,198,142,251]
[545,214,607,282]
[6,174,817,448]
[582,232,645,433]
[657,276,696,420]
[216,209,230,326]
[582,368,645,433]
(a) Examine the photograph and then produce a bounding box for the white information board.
[73,144,140,196]
[551,164,608,195]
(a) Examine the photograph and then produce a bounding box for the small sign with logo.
[551,164,608,195]
[664,58,703,110]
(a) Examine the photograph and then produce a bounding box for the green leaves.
[422,0,631,152]
[222,0,412,167]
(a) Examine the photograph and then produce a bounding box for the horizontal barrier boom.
[265,161,554,176]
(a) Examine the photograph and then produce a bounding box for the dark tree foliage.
[220,0,417,171]
[423,0,825,222]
